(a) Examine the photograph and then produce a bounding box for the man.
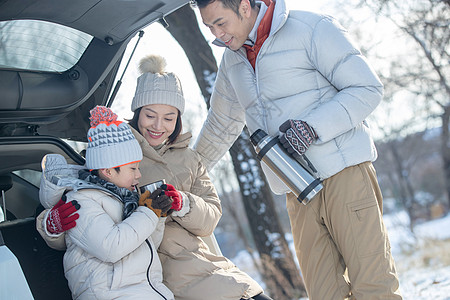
[192,0,403,299]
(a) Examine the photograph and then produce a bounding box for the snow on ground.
[386,212,450,300]
[231,212,450,299]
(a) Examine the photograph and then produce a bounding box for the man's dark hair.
[191,0,256,16]
[127,107,183,145]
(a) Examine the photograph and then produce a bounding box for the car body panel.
[0,243,34,300]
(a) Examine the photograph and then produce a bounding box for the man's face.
[200,0,254,51]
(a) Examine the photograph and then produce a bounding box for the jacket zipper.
[236,48,269,132]
[145,239,167,300]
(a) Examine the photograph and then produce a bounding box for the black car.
[0,0,189,298]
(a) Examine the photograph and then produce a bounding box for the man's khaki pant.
[286,162,402,300]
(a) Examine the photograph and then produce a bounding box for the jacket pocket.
[347,198,386,258]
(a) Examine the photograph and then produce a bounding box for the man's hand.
[46,196,80,234]
[279,119,317,156]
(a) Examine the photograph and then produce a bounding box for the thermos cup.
[140,179,166,194]
[250,129,323,204]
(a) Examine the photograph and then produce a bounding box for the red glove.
[163,184,182,211]
[46,196,80,234]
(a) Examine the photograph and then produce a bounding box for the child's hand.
[46,196,80,234]
[139,188,173,217]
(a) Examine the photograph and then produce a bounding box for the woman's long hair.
[127,107,182,145]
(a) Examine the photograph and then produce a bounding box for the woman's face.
[138,104,178,147]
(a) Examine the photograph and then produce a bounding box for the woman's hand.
[163,184,183,211]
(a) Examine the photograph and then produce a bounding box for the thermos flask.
[250,129,323,204]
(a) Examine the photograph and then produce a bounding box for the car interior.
[0,137,86,298]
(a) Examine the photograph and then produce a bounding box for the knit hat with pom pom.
[86,106,142,170]
[131,54,185,114]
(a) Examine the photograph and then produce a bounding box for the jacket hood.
[39,153,122,209]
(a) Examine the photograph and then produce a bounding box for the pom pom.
[139,54,167,75]
[89,106,118,127]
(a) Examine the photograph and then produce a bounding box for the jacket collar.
[246,0,268,46]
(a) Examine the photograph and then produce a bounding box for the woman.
[38,54,272,300]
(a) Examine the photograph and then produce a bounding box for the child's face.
[108,162,141,192]
[138,104,178,147]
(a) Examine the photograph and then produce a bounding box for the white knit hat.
[131,54,185,114]
[86,106,142,170]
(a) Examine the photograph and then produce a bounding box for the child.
[39,106,175,300]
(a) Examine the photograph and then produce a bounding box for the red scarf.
[243,0,275,70]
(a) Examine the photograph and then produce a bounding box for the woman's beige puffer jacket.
[134,129,263,300]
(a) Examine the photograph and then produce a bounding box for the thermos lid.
[250,129,268,146]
